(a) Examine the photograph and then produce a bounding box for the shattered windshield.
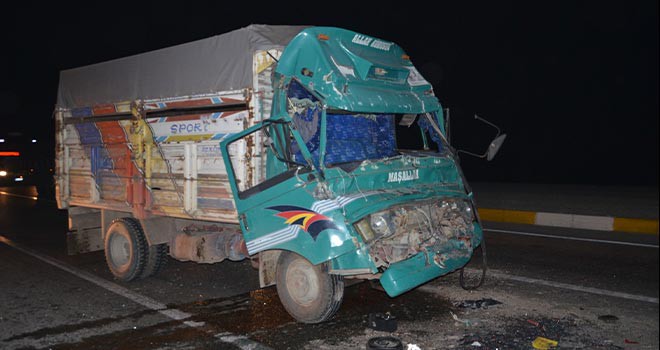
[287,80,448,168]
[322,112,448,165]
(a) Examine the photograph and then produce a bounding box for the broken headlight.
[354,218,375,242]
[354,210,396,243]
[370,211,395,237]
[439,199,474,222]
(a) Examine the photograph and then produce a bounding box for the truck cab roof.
[276,27,440,114]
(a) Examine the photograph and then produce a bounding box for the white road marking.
[0,235,198,324]
[0,190,38,201]
[420,267,658,304]
[485,228,659,248]
[0,234,273,347]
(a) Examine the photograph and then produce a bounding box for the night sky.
[2,1,657,186]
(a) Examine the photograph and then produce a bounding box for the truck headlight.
[440,199,474,222]
[354,218,375,242]
[0,170,7,177]
[457,200,474,222]
[354,211,395,242]
[370,211,395,237]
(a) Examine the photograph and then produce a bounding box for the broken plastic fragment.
[526,319,546,332]
[368,312,398,332]
[450,311,472,326]
[470,341,482,347]
[532,336,558,349]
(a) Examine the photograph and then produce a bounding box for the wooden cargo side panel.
[195,142,237,221]
[61,120,135,210]
[143,111,249,223]
[95,121,133,205]
[63,123,94,202]
[148,143,186,217]
[66,145,94,200]
[58,95,255,224]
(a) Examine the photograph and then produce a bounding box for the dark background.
[1,1,657,186]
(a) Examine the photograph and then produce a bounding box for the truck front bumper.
[379,239,474,297]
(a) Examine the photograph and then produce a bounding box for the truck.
[55,25,504,323]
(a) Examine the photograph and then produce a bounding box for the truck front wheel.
[275,252,344,323]
[104,218,148,281]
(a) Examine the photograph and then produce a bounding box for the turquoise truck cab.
[220,27,491,323]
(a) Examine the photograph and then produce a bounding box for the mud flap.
[66,207,103,255]
[66,229,103,255]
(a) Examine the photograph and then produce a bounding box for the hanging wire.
[459,237,487,290]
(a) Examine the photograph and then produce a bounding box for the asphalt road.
[1,186,658,349]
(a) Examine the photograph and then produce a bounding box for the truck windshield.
[289,109,448,167]
[287,80,448,168]
[321,112,448,166]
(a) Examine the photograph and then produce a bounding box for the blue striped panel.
[72,107,93,118]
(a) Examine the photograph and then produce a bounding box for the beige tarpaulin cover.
[56,24,307,110]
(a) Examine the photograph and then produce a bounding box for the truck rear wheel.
[275,252,344,323]
[141,243,168,278]
[104,218,148,281]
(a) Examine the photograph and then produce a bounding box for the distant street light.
[32,139,37,143]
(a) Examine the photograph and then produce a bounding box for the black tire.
[276,251,344,324]
[367,336,404,350]
[104,218,148,281]
[141,243,168,278]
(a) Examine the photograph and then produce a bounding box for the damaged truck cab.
[55,25,495,324]
[220,27,483,322]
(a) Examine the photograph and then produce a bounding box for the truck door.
[219,120,318,255]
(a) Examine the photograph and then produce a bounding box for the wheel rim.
[109,232,131,271]
[285,259,319,306]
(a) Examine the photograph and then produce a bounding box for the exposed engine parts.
[363,199,475,268]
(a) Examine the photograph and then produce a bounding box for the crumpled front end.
[354,197,482,297]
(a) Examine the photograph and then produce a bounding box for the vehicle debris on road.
[453,298,502,309]
[368,312,398,332]
[527,319,546,332]
[450,311,473,326]
[367,336,403,350]
[532,336,558,349]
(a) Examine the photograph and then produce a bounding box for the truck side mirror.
[486,134,507,161]
[456,114,507,161]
